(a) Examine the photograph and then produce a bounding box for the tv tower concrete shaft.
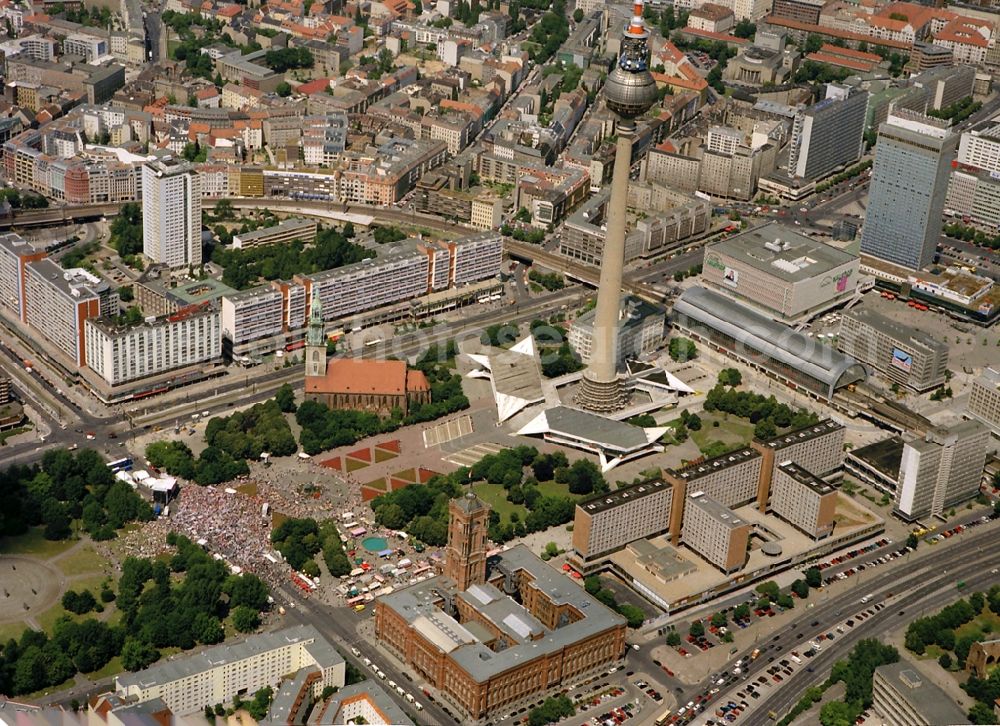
[575,124,636,412]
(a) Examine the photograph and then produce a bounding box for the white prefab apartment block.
[23,258,115,368]
[115,625,345,716]
[770,461,837,539]
[221,286,286,347]
[220,233,503,350]
[682,492,750,573]
[895,420,990,521]
[968,367,1000,436]
[142,157,202,268]
[84,305,221,386]
[572,479,674,562]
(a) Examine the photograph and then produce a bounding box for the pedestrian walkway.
[444,441,506,466]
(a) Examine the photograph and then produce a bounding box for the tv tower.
[576,0,658,412]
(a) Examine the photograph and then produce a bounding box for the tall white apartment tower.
[860,110,956,271]
[142,157,202,268]
[895,420,989,521]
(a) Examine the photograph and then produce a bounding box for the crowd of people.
[101,454,439,604]
[105,457,367,589]
[168,482,292,587]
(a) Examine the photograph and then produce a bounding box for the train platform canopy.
[466,336,546,422]
[516,405,667,472]
[672,286,866,399]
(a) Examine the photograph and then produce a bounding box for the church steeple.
[304,288,327,378]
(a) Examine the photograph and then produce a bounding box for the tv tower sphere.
[605,0,659,119]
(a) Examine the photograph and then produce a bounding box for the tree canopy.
[0,534,270,697]
[0,448,152,541]
[213,226,369,289]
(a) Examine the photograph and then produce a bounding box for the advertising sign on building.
[891,348,912,372]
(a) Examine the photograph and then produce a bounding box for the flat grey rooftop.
[708,222,856,282]
[544,405,654,452]
[670,447,760,482]
[115,625,341,691]
[627,538,697,580]
[874,660,967,726]
[687,492,745,529]
[848,436,904,479]
[759,418,843,451]
[487,347,544,402]
[775,461,835,495]
[578,478,671,516]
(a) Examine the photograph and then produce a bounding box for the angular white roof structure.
[467,336,546,422]
[517,405,667,472]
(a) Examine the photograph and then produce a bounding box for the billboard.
[723,267,739,287]
[890,348,912,372]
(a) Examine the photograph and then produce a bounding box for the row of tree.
[584,576,645,629]
[371,225,407,245]
[0,188,49,210]
[371,447,589,545]
[905,593,990,659]
[146,398,297,484]
[819,639,899,726]
[109,202,143,259]
[527,0,569,64]
[0,448,152,542]
[205,399,298,460]
[943,221,1000,252]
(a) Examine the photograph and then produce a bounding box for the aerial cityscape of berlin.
[0,0,999,723]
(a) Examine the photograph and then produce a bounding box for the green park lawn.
[471,483,526,525]
[0,528,76,558]
[956,610,1000,642]
[472,480,584,525]
[393,468,417,483]
[55,546,106,578]
[0,620,28,643]
[689,412,756,452]
[535,480,583,501]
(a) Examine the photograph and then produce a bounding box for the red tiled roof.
[652,71,708,92]
[818,43,882,62]
[764,15,912,49]
[806,51,876,71]
[936,19,990,47]
[295,78,333,95]
[305,358,428,396]
[690,3,733,21]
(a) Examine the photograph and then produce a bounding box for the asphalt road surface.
[699,521,1000,725]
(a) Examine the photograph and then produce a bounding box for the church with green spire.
[304,288,327,379]
[302,286,432,416]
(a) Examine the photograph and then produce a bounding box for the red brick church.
[302,292,430,416]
